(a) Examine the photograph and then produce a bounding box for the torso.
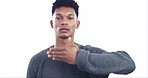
[34,45,109,78]
[38,58,90,78]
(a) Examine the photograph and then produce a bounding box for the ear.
[50,20,54,28]
[76,20,80,29]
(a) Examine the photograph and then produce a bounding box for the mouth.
[59,27,70,33]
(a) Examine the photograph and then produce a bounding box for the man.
[27,0,135,78]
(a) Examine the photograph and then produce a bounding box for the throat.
[55,38,68,47]
[55,36,74,47]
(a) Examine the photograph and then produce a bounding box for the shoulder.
[28,47,51,69]
[76,43,106,53]
[27,47,51,77]
[30,48,49,64]
[77,43,93,49]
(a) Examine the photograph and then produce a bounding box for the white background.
[0,0,147,78]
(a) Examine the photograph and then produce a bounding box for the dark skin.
[47,7,80,64]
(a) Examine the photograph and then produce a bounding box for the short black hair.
[52,0,79,17]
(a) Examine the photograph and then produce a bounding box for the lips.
[59,27,70,33]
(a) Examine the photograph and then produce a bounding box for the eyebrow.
[56,14,75,17]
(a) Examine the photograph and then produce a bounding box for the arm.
[76,45,136,75]
[27,57,37,78]
[27,49,49,78]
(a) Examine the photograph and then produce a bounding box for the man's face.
[51,7,80,39]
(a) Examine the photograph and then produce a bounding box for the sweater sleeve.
[27,56,38,78]
[76,45,135,75]
[26,48,49,78]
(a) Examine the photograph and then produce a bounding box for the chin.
[59,35,69,39]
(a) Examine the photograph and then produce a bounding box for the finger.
[48,54,57,58]
[48,51,65,55]
[66,37,75,47]
[68,37,73,44]
[48,54,65,59]
[50,47,65,51]
[52,57,66,62]
[47,50,67,59]
[52,57,73,64]
[47,47,65,55]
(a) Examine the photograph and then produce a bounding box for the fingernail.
[48,55,51,58]
[47,51,49,54]
[52,58,56,60]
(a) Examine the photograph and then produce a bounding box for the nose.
[61,17,68,25]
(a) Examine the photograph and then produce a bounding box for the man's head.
[52,0,79,17]
[50,0,80,39]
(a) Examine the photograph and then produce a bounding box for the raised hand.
[47,37,79,64]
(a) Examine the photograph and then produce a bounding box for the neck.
[55,36,74,47]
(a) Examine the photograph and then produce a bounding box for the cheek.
[55,27,59,33]
[71,24,78,29]
[54,23,59,27]
[70,25,77,33]
[69,21,77,27]
[53,20,60,26]
[53,23,60,30]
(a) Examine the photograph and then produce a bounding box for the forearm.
[76,49,135,75]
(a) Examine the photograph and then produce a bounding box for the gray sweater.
[27,43,135,78]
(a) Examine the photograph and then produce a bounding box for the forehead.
[54,7,76,16]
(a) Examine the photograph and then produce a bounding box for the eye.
[68,17,74,20]
[55,17,61,20]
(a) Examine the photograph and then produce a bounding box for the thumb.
[67,37,74,46]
